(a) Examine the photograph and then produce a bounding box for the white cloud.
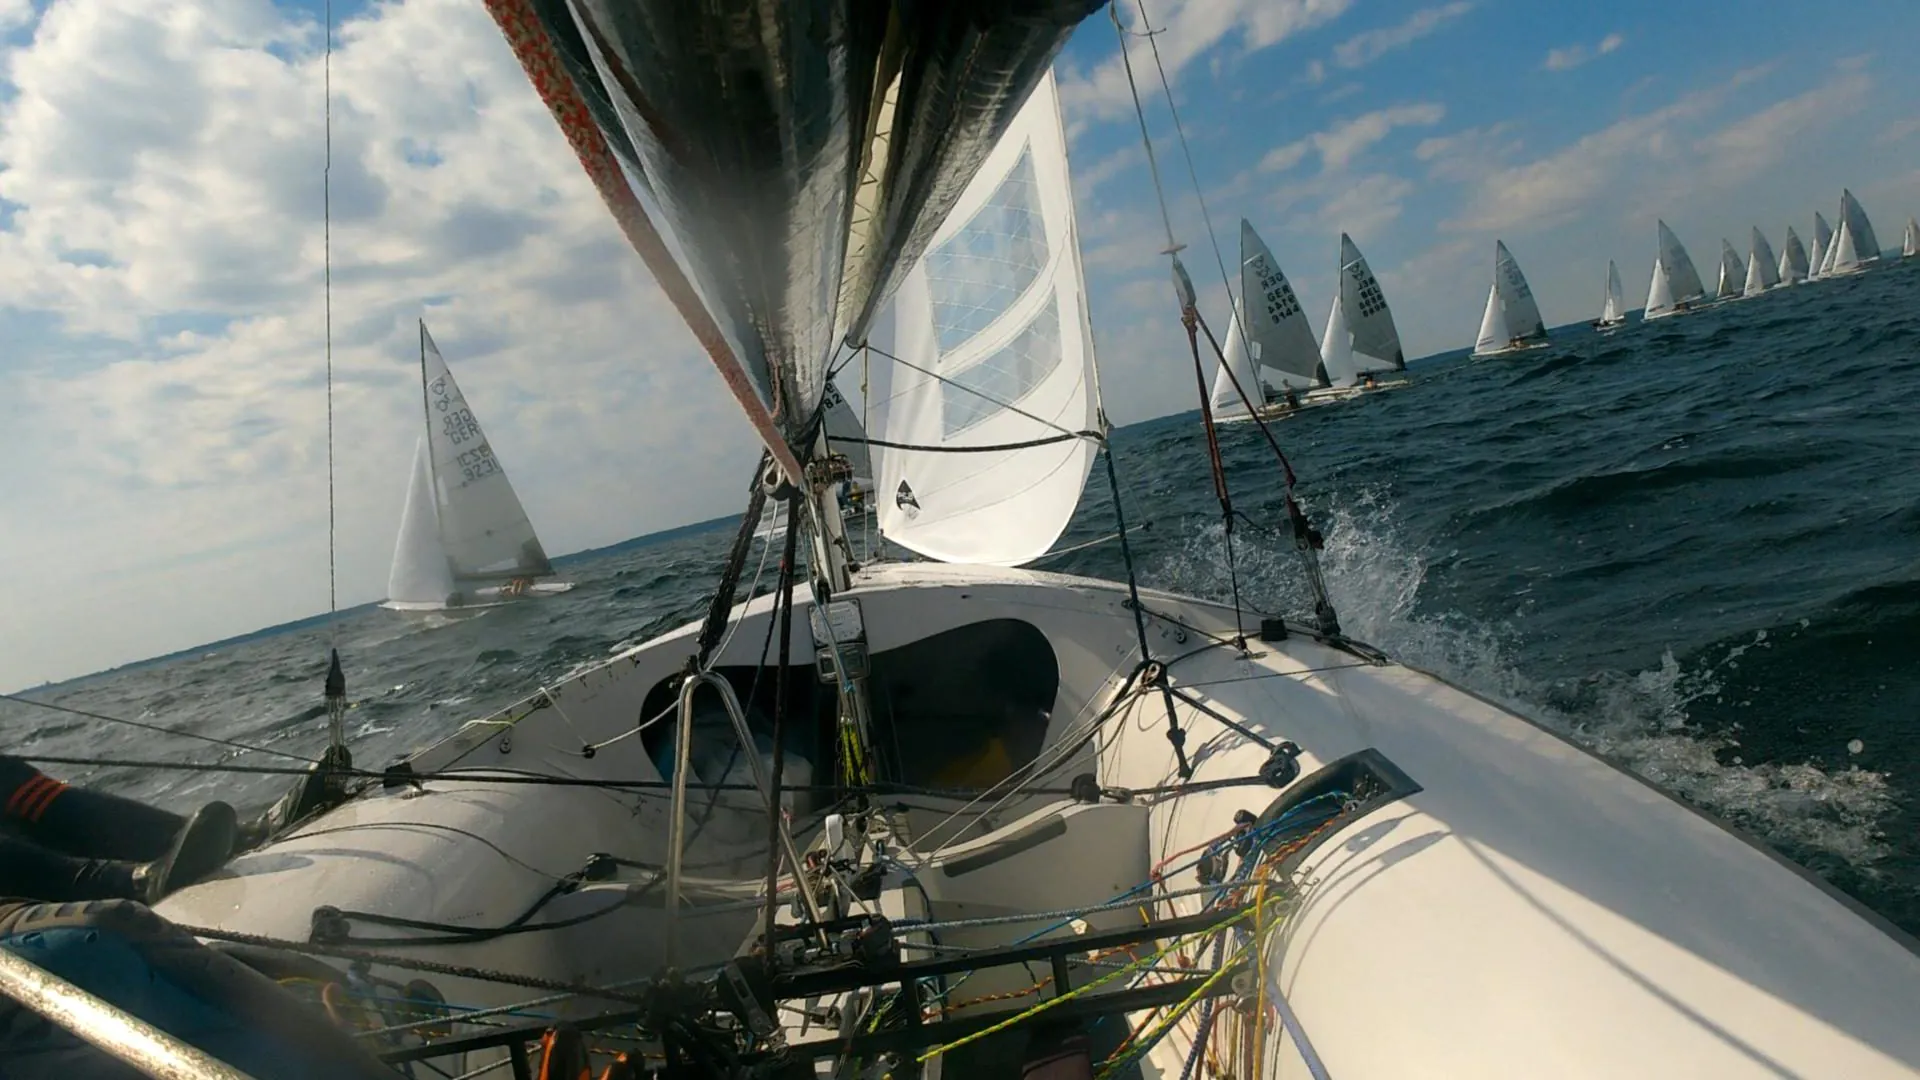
[1259,139,1312,174]
[1059,0,1356,122]
[0,0,758,685]
[1313,103,1446,170]
[1543,31,1626,72]
[1332,1,1473,70]
[0,0,35,31]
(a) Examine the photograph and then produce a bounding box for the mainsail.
[1715,240,1744,300]
[1240,220,1328,389]
[1810,212,1833,279]
[1339,234,1405,372]
[387,436,456,606]
[1905,217,1919,258]
[1780,227,1810,284]
[1598,260,1625,325]
[1743,227,1780,296]
[1838,189,1880,266]
[1655,221,1707,307]
[1318,294,1358,386]
[875,69,1100,567]
[419,322,553,583]
[1208,306,1264,418]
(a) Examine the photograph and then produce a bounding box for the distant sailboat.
[385,321,573,611]
[1714,239,1744,300]
[1338,234,1406,373]
[1831,188,1881,273]
[1209,220,1329,419]
[1644,220,1707,320]
[1905,217,1919,258]
[1809,212,1833,280]
[1593,260,1627,329]
[1779,226,1810,285]
[1471,240,1550,357]
[1742,227,1780,297]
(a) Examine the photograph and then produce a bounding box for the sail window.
[923,146,1050,354]
[939,302,1062,436]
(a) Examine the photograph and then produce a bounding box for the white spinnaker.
[420,323,553,582]
[1839,189,1880,264]
[875,69,1100,567]
[1240,220,1327,388]
[1493,241,1546,342]
[387,435,455,606]
[1473,283,1508,354]
[1339,234,1405,371]
[1656,221,1706,304]
[1781,227,1810,283]
[1208,306,1263,418]
[1744,227,1780,296]
[1810,213,1833,278]
[1601,261,1625,323]
[1905,217,1919,258]
[1645,257,1676,318]
[1319,294,1359,385]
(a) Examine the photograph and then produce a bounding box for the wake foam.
[1148,490,1894,868]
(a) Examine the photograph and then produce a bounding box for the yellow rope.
[1253,876,1271,1080]
[1093,942,1246,1080]
[914,905,1260,1064]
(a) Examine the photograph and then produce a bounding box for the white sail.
[1829,216,1862,274]
[1743,227,1780,296]
[1472,283,1509,356]
[1338,233,1405,372]
[1599,260,1625,325]
[1208,306,1262,418]
[1715,240,1743,300]
[1655,221,1707,306]
[387,435,456,606]
[876,69,1101,567]
[1818,218,1841,276]
[1493,240,1547,343]
[1839,188,1880,265]
[1644,256,1676,319]
[1780,226,1809,284]
[1809,212,1833,279]
[1318,294,1359,386]
[1905,217,1919,258]
[1240,220,1328,388]
[419,323,554,583]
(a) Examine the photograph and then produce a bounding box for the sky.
[2,0,1918,688]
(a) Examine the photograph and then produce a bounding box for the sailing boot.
[5,802,234,903]
[231,744,354,856]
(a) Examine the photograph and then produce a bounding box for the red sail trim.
[484,0,805,484]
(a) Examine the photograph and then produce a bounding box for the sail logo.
[895,480,921,518]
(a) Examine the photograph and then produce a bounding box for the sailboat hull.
[154,562,1920,1076]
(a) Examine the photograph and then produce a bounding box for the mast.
[417,319,435,494]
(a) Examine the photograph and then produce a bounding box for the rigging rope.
[0,693,321,765]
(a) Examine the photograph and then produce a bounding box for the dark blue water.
[9,261,1919,935]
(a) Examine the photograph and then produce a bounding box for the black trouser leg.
[0,834,141,903]
[0,755,185,861]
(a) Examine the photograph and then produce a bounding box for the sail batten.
[419,323,553,584]
[875,70,1100,567]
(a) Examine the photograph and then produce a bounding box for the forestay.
[876,70,1100,567]
[1240,220,1328,388]
[1208,306,1263,418]
[1656,221,1707,304]
[420,323,553,582]
[1339,234,1405,372]
[388,436,456,606]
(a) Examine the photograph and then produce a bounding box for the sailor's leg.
[0,755,189,861]
[0,802,235,903]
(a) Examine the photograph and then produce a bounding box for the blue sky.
[2,0,1918,688]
